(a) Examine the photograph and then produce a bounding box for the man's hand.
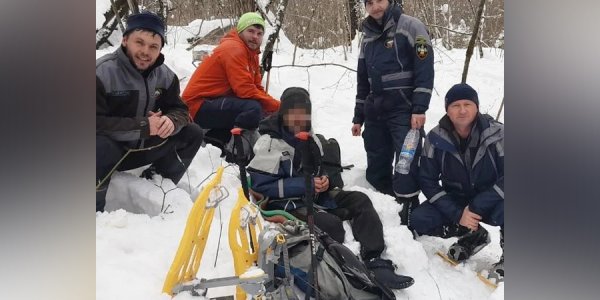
[351,124,362,136]
[314,176,330,193]
[411,114,426,129]
[459,206,482,231]
[148,111,174,138]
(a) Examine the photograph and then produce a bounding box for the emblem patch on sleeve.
[415,35,429,60]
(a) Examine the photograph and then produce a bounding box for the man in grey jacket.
[96,11,203,212]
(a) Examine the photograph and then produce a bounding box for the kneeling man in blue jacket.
[410,83,504,282]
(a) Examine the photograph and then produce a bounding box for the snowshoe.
[447,226,490,262]
[365,258,414,290]
[488,254,504,283]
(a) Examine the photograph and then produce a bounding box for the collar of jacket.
[258,114,308,149]
[363,2,402,37]
[221,29,262,55]
[117,46,165,78]
[434,113,501,153]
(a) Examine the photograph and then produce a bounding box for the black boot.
[140,165,157,180]
[365,258,414,290]
[447,226,491,262]
[440,223,471,239]
[397,196,420,226]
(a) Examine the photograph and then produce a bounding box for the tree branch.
[271,63,356,72]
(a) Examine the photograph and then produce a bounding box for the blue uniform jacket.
[419,114,504,223]
[247,116,336,211]
[353,3,434,124]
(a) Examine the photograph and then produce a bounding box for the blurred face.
[239,25,264,50]
[283,107,311,134]
[365,0,389,21]
[122,30,162,71]
[447,100,478,129]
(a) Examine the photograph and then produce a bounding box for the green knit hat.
[236,12,265,33]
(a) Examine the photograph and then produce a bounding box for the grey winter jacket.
[96,47,190,149]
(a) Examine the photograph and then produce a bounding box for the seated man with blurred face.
[247,87,415,290]
[410,83,504,282]
[182,12,280,156]
[96,11,203,212]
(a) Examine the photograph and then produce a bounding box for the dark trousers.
[292,190,386,261]
[194,96,263,147]
[362,113,422,197]
[96,123,204,212]
[409,199,504,237]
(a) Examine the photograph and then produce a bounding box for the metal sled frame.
[162,166,266,298]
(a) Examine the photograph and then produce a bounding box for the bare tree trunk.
[110,0,126,32]
[347,0,360,44]
[461,0,485,83]
[127,0,139,14]
[261,0,289,76]
[432,0,442,39]
[156,0,168,43]
[96,0,129,49]
[496,97,504,121]
[478,1,486,58]
[292,7,316,65]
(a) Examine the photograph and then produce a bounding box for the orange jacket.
[182,30,280,119]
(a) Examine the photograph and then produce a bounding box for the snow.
[96,10,504,300]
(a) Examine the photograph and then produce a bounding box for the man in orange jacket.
[182,12,280,152]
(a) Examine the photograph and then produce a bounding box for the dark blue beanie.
[123,11,166,46]
[445,83,479,111]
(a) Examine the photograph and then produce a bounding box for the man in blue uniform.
[351,0,434,225]
[411,83,504,282]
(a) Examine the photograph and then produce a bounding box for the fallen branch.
[424,24,472,36]
[271,63,356,72]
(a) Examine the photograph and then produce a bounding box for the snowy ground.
[96,9,504,300]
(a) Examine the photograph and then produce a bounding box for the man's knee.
[235,100,263,129]
[314,211,345,243]
[346,191,373,210]
[409,202,445,235]
[96,135,124,176]
[484,201,504,227]
[176,123,204,145]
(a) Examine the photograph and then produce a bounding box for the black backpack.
[314,134,353,190]
[264,221,395,300]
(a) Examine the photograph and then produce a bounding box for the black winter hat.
[279,87,312,116]
[123,11,166,46]
[445,83,479,111]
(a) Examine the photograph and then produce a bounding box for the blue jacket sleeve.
[469,149,504,217]
[419,137,464,222]
[247,135,311,199]
[407,19,434,114]
[248,169,307,199]
[353,43,370,125]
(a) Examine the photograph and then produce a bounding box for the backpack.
[314,134,353,190]
[258,221,395,300]
[224,128,261,165]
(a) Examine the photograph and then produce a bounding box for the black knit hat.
[123,11,166,46]
[445,83,479,111]
[279,87,312,116]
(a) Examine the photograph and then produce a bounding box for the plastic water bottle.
[395,129,420,174]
